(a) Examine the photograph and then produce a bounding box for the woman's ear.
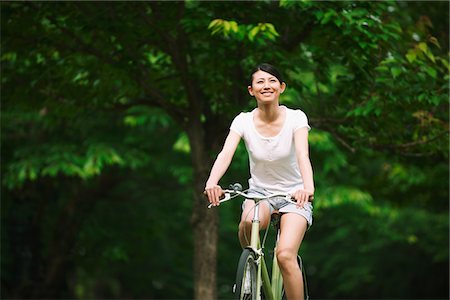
[248,85,254,96]
[280,82,286,93]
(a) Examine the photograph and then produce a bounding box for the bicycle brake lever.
[207,193,232,209]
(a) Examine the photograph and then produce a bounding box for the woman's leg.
[238,200,271,247]
[276,213,308,300]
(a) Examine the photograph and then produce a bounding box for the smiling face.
[248,70,286,104]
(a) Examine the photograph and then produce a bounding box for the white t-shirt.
[230,106,311,194]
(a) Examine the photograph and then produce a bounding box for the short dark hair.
[249,63,284,86]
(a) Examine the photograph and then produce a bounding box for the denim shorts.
[243,188,313,227]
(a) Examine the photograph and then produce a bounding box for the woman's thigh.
[278,213,308,253]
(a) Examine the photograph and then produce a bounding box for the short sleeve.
[230,113,245,137]
[293,110,311,131]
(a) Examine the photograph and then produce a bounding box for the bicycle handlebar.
[207,184,313,209]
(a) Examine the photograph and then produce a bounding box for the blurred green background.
[1,1,449,299]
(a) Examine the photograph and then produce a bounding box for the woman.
[204,63,314,300]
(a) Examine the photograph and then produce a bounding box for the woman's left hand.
[292,189,314,208]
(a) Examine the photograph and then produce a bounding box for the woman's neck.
[257,103,282,123]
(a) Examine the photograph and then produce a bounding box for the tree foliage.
[1,1,448,299]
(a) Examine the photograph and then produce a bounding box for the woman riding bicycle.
[204,63,314,300]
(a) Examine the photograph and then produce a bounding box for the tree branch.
[371,130,449,150]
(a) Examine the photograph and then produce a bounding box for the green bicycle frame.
[248,203,284,300]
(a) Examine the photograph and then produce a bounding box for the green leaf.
[418,42,428,52]
[207,19,221,30]
[406,51,417,63]
[390,67,402,78]
[424,66,437,78]
[425,49,436,63]
[229,21,238,33]
[321,10,336,25]
[248,26,260,42]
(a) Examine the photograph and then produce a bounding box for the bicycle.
[208,183,310,300]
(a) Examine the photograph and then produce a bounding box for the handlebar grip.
[288,195,314,202]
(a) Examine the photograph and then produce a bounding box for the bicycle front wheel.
[234,249,258,300]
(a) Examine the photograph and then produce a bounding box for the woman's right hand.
[204,184,224,207]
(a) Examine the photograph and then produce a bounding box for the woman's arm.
[205,130,241,206]
[293,127,315,207]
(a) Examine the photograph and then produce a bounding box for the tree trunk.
[37,193,80,298]
[187,124,218,300]
[192,196,218,300]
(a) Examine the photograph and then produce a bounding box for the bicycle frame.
[247,200,283,300]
